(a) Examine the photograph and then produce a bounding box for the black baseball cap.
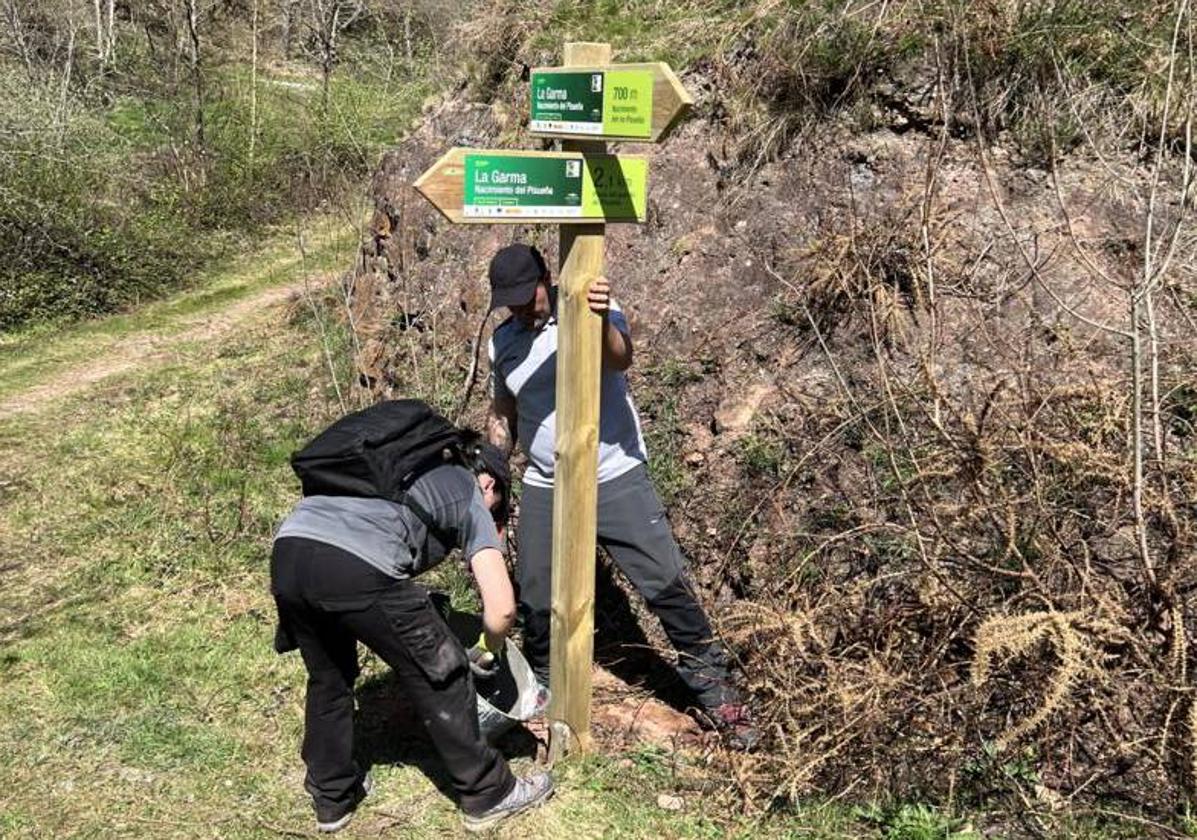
[488,244,547,310]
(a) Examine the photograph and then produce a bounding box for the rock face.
[349,101,508,401]
[348,64,1196,818]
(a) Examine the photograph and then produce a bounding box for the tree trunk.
[105,0,115,61]
[403,6,412,63]
[320,2,340,113]
[3,0,34,78]
[57,23,76,150]
[93,0,103,62]
[166,0,180,88]
[144,20,156,62]
[249,0,258,180]
[282,0,299,58]
[184,0,204,148]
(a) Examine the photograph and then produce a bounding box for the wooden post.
[412,36,691,760]
[548,40,611,761]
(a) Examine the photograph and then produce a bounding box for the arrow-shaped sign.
[528,62,694,143]
[413,148,648,224]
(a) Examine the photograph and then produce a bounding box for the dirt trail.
[0,280,315,420]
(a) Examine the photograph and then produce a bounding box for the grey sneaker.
[462,771,554,833]
[315,773,373,833]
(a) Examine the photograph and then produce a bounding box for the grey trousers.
[516,464,737,708]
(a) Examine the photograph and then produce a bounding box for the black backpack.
[290,399,465,499]
[290,399,478,547]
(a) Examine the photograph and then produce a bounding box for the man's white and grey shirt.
[488,290,648,488]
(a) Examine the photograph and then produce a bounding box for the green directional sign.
[438,151,646,222]
[464,154,584,219]
[531,69,653,139]
[531,71,604,133]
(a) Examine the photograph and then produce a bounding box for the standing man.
[485,243,758,750]
[271,438,553,833]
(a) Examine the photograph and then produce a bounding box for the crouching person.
[270,408,552,834]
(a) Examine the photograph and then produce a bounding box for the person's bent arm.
[487,390,519,456]
[587,276,633,371]
[601,318,633,371]
[470,547,516,654]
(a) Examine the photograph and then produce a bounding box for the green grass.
[642,388,695,509]
[856,803,980,840]
[736,429,786,478]
[531,0,741,68]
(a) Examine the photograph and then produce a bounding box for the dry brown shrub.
[794,208,926,348]
[970,610,1128,751]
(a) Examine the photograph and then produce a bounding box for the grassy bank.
[0,215,359,406]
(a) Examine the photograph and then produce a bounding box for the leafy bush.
[0,70,199,328]
[0,11,436,332]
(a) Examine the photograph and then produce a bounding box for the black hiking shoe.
[315,773,373,833]
[700,703,762,752]
[461,771,554,833]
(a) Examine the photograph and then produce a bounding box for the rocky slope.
[342,50,1196,826]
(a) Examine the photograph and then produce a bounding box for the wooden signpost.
[414,41,692,761]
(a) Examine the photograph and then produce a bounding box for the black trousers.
[516,465,738,708]
[270,537,515,817]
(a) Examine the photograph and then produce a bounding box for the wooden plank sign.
[529,62,694,143]
[413,148,647,224]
